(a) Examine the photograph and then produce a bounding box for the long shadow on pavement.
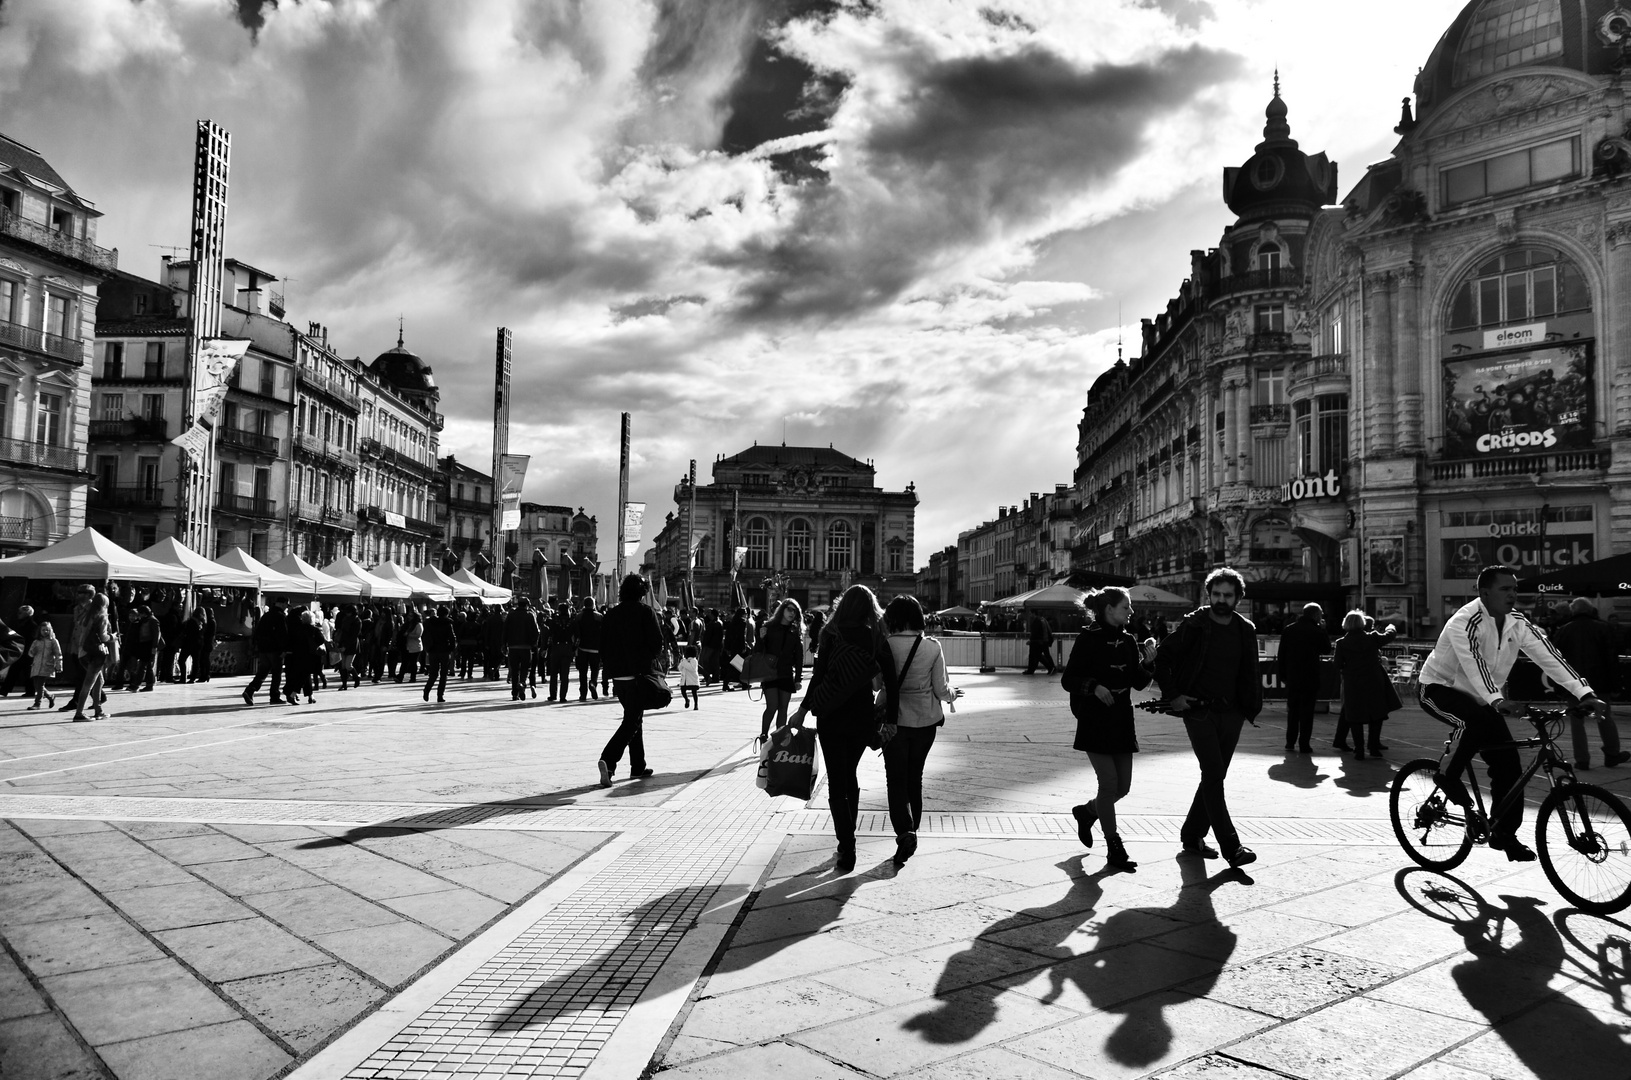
[1266,750,1329,790]
[1395,867,1630,1080]
[906,856,1240,1067]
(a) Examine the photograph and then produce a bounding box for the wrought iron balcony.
[1243,331,1295,353]
[216,492,278,518]
[0,315,84,362]
[0,435,83,471]
[218,427,280,455]
[94,370,186,387]
[1290,353,1348,385]
[0,208,117,271]
[89,417,169,442]
[320,506,344,523]
[1211,267,1300,296]
[0,515,34,541]
[1249,404,1291,425]
[89,485,167,510]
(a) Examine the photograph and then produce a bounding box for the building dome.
[370,328,437,394]
[1222,79,1339,221]
[1413,1,1626,125]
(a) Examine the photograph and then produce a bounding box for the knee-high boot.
[830,793,858,869]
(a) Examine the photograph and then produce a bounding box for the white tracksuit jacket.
[1419,598,1593,705]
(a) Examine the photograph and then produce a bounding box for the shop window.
[1441,136,1578,207]
[1445,246,1589,330]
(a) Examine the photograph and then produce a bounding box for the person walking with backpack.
[573,597,604,700]
[504,600,541,701]
[1061,587,1155,871]
[243,598,290,706]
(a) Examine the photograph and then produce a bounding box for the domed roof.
[370,327,437,394]
[1221,80,1339,221]
[1414,1,1624,125]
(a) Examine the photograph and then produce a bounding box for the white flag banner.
[500,492,521,532]
[623,540,640,559]
[499,454,530,496]
[171,338,250,463]
[173,423,212,465]
[622,501,646,543]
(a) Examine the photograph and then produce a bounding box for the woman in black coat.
[1332,611,1399,758]
[756,599,806,739]
[791,585,891,874]
[1059,587,1155,871]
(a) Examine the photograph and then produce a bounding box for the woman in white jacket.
[878,595,961,869]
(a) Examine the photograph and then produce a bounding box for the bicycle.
[1389,703,1631,915]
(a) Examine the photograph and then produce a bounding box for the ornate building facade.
[651,444,917,610]
[355,332,442,568]
[288,321,360,565]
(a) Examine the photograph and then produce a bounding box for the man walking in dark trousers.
[504,600,540,701]
[1155,567,1262,867]
[574,597,603,700]
[1551,597,1627,771]
[243,598,290,706]
[1278,603,1331,752]
[421,606,456,703]
[1023,613,1056,675]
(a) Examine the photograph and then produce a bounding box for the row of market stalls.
[0,529,513,604]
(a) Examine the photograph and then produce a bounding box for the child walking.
[678,645,700,709]
[28,623,62,710]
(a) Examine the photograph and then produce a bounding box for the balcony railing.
[406,515,439,535]
[0,315,84,362]
[0,516,34,541]
[94,370,187,387]
[1211,267,1300,297]
[217,427,280,455]
[1250,404,1291,425]
[1243,331,1295,353]
[294,429,359,467]
[1290,353,1348,384]
[0,208,117,271]
[296,366,360,407]
[216,492,278,518]
[1431,448,1607,481]
[0,435,83,471]
[451,535,484,552]
[89,485,167,510]
[89,417,169,442]
[447,496,488,513]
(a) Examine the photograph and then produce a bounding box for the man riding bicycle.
[1418,565,1606,861]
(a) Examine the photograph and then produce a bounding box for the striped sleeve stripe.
[1466,612,1500,695]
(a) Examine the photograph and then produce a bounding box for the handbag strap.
[891,635,923,698]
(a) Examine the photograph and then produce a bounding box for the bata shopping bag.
[763,724,820,800]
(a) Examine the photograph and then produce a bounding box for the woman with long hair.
[72,594,112,722]
[756,598,806,739]
[878,595,962,869]
[790,584,888,873]
[1059,587,1155,871]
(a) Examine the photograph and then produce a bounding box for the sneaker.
[1226,846,1258,868]
[1606,751,1631,768]
[597,760,612,788]
[1489,834,1537,862]
[1433,771,1473,807]
[1179,841,1220,859]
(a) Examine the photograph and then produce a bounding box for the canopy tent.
[215,548,313,594]
[413,564,482,599]
[987,584,1083,611]
[267,554,362,599]
[1518,552,1631,598]
[1126,584,1193,607]
[0,528,192,584]
[935,605,980,618]
[371,562,453,601]
[137,538,263,589]
[450,568,511,604]
[320,556,413,599]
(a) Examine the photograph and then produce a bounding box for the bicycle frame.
[1439,707,1578,842]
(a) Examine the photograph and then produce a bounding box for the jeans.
[882,724,938,838]
[508,648,532,698]
[1284,680,1318,747]
[817,726,869,851]
[577,650,601,698]
[244,652,285,702]
[422,652,452,700]
[602,681,646,773]
[1180,705,1245,854]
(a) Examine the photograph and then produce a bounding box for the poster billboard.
[1366,536,1405,586]
[1441,342,1593,458]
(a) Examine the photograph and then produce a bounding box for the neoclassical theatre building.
[1075,0,1631,632]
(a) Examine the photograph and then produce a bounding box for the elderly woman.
[877,595,962,869]
[756,598,807,739]
[1332,610,1400,759]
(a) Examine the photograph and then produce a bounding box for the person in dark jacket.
[243,598,290,705]
[124,605,161,692]
[1278,603,1332,752]
[334,606,361,690]
[597,575,665,787]
[455,609,482,680]
[371,610,399,683]
[504,600,541,701]
[1331,611,1399,758]
[547,609,576,701]
[721,608,753,691]
[1023,613,1057,675]
[1061,587,1155,871]
[574,597,604,700]
[156,604,182,683]
[756,599,806,738]
[1153,567,1261,867]
[790,585,890,874]
[421,605,456,703]
[1552,597,1628,770]
[482,606,506,679]
[700,611,725,685]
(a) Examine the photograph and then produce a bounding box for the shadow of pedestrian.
[904,856,1239,1066]
[1332,755,1394,799]
[292,782,651,849]
[1395,868,1631,1079]
[1267,750,1328,789]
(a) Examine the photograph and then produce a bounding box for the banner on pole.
[173,337,250,464]
[500,492,521,532]
[499,454,530,496]
[623,540,640,560]
[622,501,646,543]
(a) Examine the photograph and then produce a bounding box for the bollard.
[979,633,994,673]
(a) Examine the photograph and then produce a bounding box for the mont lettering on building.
[650,445,917,610]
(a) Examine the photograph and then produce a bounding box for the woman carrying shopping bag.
[756,598,806,739]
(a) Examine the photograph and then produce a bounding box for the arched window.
[1257,242,1281,271]
[743,516,771,570]
[1446,246,1590,331]
[784,518,812,570]
[825,520,854,571]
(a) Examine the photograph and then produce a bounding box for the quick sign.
[1443,537,1595,578]
[1279,470,1342,502]
[1482,323,1546,350]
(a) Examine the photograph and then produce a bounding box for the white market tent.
[450,568,511,604]
[137,537,263,589]
[1126,583,1192,607]
[266,554,362,599]
[413,564,482,599]
[370,562,453,601]
[0,528,192,584]
[320,556,412,599]
[216,547,313,594]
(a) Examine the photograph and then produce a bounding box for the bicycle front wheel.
[1536,784,1631,915]
[1390,759,1474,871]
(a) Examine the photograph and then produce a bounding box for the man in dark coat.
[1154,568,1262,868]
[243,598,289,706]
[1278,603,1332,753]
[1023,613,1056,675]
[156,605,182,682]
[596,575,665,787]
[573,597,604,700]
[421,605,456,703]
[1552,598,1628,770]
[721,607,752,691]
[504,600,541,701]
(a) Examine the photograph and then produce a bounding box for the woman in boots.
[1332,610,1399,759]
[790,585,889,874]
[1060,587,1155,871]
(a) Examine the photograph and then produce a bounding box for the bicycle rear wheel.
[1536,784,1631,915]
[1390,759,1474,871]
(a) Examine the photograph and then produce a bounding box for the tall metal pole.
[490,328,511,582]
[615,412,631,583]
[176,120,229,552]
[686,459,696,608]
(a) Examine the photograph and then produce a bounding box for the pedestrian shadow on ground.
[1331,753,1395,799]
[1395,868,1630,1080]
[905,856,1239,1066]
[1266,750,1328,790]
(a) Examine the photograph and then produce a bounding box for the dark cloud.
[718,0,848,180]
[724,40,1242,319]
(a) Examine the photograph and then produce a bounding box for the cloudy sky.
[2,0,1468,563]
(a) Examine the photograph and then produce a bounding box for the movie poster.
[1441,343,1593,457]
[1367,536,1406,586]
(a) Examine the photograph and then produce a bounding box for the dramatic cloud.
[0,0,1463,562]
